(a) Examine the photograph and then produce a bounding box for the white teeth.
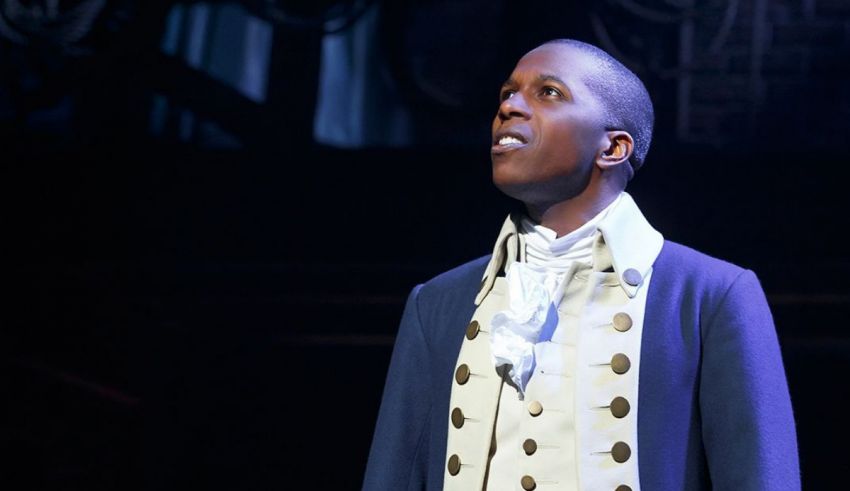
[498,136,523,145]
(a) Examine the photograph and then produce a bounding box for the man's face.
[491,44,608,206]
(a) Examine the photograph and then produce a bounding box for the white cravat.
[522,192,624,280]
[489,193,624,396]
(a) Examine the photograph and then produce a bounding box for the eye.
[500,89,515,102]
[541,86,562,97]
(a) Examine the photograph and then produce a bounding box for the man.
[362,39,799,491]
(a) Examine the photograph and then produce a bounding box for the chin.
[493,170,593,211]
[492,173,538,204]
[492,158,527,184]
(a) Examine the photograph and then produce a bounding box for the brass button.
[447,454,461,475]
[611,441,631,463]
[522,438,537,455]
[451,407,465,428]
[527,400,543,417]
[521,475,537,491]
[611,353,631,374]
[612,312,633,332]
[455,364,471,385]
[465,320,480,340]
[622,268,642,286]
[615,485,632,491]
[610,396,631,418]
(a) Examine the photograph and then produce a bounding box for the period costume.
[362,193,799,491]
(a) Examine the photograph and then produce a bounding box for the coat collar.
[475,192,663,305]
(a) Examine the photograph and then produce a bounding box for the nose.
[497,92,531,122]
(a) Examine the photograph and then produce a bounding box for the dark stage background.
[3,0,849,489]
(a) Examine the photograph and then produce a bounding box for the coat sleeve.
[362,285,432,491]
[699,269,800,490]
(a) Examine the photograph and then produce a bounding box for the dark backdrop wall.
[3,0,849,489]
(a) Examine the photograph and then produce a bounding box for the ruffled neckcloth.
[490,193,624,397]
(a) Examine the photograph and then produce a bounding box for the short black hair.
[543,39,654,171]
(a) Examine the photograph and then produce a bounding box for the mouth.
[491,130,529,155]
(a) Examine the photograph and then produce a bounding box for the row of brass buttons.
[610,310,635,490]
[610,308,634,491]
[447,321,482,478]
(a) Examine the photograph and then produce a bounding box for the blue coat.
[362,241,800,490]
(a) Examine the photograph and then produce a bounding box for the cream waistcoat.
[443,193,664,491]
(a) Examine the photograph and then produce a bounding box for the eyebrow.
[500,77,516,89]
[537,73,569,88]
[501,74,572,96]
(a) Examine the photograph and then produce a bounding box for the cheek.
[543,119,599,159]
[538,128,577,162]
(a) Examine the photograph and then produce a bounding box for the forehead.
[509,44,601,96]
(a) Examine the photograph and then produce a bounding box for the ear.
[596,131,634,170]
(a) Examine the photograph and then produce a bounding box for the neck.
[518,164,630,237]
